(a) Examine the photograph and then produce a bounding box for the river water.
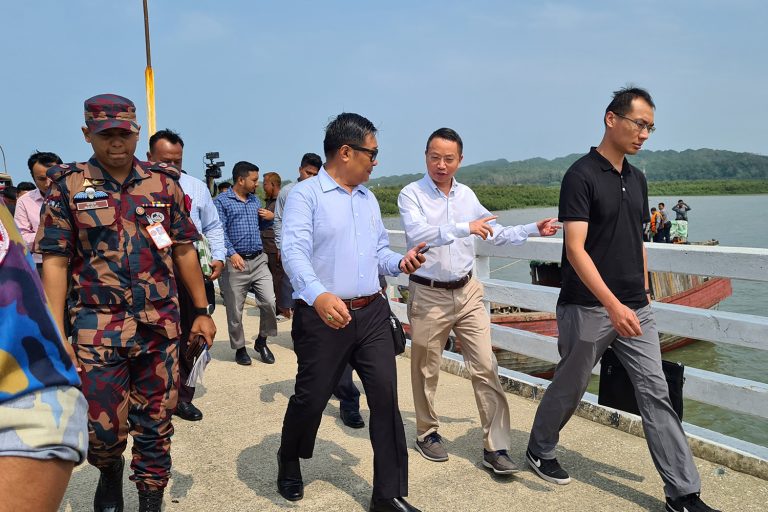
[383,194,768,447]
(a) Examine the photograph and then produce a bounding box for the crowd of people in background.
[0,87,721,512]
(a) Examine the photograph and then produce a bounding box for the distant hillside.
[369,149,768,187]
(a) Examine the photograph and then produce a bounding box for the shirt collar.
[87,157,148,185]
[318,168,368,196]
[224,187,256,202]
[420,172,458,196]
[589,146,633,175]
[27,187,44,202]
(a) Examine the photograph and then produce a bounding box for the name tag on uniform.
[147,222,173,249]
[76,199,110,211]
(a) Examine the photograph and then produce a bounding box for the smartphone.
[418,245,431,255]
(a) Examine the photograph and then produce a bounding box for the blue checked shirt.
[179,173,226,262]
[281,168,403,305]
[214,188,267,257]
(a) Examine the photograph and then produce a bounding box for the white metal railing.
[385,231,768,421]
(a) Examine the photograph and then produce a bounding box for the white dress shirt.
[398,174,539,282]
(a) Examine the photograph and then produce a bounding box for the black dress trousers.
[280,295,408,499]
[177,277,215,403]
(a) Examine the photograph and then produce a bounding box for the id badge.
[147,222,173,249]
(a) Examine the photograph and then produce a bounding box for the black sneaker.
[665,493,721,512]
[526,448,571,485]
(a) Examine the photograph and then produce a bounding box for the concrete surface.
[59,299,767,511]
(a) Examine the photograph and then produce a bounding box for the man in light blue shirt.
[278,113,426,512]
[148,129,225,422]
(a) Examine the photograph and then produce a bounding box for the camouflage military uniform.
[0,202,88,463]
[36,156,199,490]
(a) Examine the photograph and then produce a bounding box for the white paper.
[185,346,212,387]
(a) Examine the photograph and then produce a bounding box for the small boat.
[398,240,733,379]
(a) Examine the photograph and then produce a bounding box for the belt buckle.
[348,298,365,311]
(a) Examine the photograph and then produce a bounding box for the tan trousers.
[408,278,510,451]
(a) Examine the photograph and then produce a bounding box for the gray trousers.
[528,304,701,499]
[220,253,278,349]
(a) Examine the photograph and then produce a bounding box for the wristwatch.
[194,304,214,317]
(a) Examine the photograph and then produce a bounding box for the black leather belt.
[409,271,472,290]
[296,293,381,311]
[240,251,263,260]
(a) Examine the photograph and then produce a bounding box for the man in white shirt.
[398,128,558,475]
[148,129,226,422]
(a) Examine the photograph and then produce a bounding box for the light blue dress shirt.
[178,173,226,262]
[282,168,403,305]
[398,174,539,282]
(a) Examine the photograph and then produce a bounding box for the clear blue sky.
[1,1,766,185]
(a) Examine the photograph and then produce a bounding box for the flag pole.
[143,0,156,136]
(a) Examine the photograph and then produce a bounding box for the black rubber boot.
[93,456,124,512]
[138,488,164,512]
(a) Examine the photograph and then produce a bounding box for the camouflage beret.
[84,94,139,134]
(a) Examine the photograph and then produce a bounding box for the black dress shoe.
[94,456,124,512]
[369,497,422,512]
[277,450,303,501]
[235,347,252,366]
[340,409,365,428]
[254,337,275,364]
[175,401,203,421]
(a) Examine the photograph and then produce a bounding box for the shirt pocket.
[139,278,179,338]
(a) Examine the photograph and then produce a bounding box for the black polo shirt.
[557,147,650,308]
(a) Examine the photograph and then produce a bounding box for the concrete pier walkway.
[59,301,766,511]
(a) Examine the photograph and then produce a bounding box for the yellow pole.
[143,0,156,136]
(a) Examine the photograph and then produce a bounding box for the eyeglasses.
[347,144,378,162]
[613,112,656,134]
[427,153,459,165]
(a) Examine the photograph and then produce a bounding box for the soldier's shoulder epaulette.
[144,161,181,180]
[47,162,85,182]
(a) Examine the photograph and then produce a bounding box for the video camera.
[204,152,225,180]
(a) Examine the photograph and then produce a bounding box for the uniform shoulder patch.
[47,162,84,182]
[145,161,181,180]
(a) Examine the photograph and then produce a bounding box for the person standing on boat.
[398,127,559,475]
[526,87,720,512]
[658,201,672,243]
[672,199,691,241]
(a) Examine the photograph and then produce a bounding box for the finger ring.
[326,314,334,321]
